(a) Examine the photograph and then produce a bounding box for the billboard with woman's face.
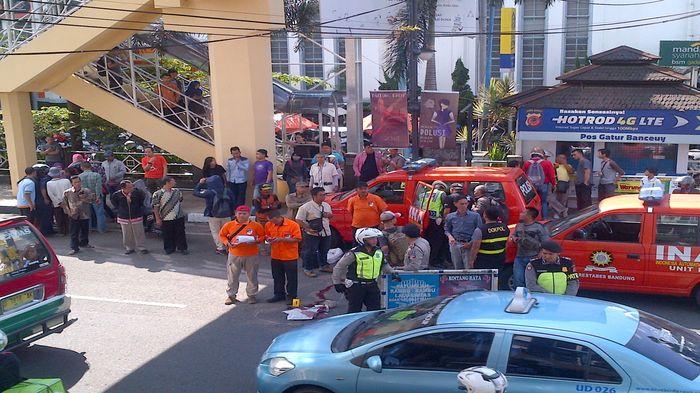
[419,91,459,149]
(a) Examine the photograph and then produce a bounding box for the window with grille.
[334,38,346,91]
[302,34,325,86]
[520,0,546,90]
[564,0,590,72]
[270,31,289,74]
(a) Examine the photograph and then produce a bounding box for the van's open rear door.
[409,181,435,232]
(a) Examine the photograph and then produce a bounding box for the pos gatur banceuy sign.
[517,108,700,144]
[659,41,700,67]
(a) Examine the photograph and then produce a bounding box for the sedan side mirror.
[0,330,7,351]
[572,229,586,240]
[366,355,382,373]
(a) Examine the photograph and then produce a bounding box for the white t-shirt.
[47,178,72,207]
[16,178,35,207]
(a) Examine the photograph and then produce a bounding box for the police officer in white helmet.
[457,366,508,393]
[332,227,400,313]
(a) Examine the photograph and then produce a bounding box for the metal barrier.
[0,0,90,57]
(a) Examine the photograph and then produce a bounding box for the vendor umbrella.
[274,113,318,133]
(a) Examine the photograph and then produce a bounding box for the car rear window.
[0,224,51,284]
[344,295,457,350]
[516,175,537,205]
[625,311,700,380]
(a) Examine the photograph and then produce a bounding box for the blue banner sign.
[517,108,700,144]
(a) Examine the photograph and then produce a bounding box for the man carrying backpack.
[472,185,509,224]
[523,149,556,218]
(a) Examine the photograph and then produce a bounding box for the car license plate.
[1,290,36,313]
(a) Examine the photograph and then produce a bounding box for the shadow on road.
[14,345,89,390]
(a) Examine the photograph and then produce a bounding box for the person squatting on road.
[445,194,483,269]
[219,205,265,305]
[264,210,302,304]
[525,240,579,296]
[332,228,398,313]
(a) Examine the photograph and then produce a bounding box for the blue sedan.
[257,291,700,393]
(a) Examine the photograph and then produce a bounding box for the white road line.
[70,294,187,309]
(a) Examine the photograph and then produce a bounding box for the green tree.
[472,77,517,155]
[451,58,474,128]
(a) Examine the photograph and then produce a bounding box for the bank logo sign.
[517,108,700,144]
[659,40,700,67]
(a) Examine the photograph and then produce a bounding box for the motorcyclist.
[332,227,398,313]
[672,175,700,194]
[457,366,508,393]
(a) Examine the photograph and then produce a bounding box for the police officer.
[525,240,579,296]
[469,207,510,284]
[424,181,450,268]
[333,227,398,313]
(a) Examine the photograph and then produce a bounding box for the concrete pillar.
[209,35,276,170]
[0,93,36,194]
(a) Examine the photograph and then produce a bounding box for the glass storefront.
[605,143,678,175]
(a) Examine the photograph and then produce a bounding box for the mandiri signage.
[517,108,700,144]
[659,41,700,67]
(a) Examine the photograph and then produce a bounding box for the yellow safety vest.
[428,190,445,218]
[354,249,383,280]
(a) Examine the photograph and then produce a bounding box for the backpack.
[527,160,546,186]
[490,197,510,224]
[212,191,233,218]
[385,230,409,266]
[516,223,545,254]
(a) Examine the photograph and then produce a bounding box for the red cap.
[235,205,251,213]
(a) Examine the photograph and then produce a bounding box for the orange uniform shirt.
[265,218,302,261]
[219,219,264,257]
[141,155,167,179]
[347,193,387,228]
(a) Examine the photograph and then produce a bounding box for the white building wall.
[543,1,564,85]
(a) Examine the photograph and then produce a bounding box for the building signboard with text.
[659,41,700,67]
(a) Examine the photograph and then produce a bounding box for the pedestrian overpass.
[0,0,281,189]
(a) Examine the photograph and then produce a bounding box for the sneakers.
[245,296,257,304]
[266,296,286,303]
[124,249,135,255]
[224,297,239,305]
[303,270,317,278]
[319,265,334,273]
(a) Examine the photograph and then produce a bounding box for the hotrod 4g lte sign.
[517,108,700,144]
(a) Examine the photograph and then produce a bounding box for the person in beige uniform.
[285,182,311,219]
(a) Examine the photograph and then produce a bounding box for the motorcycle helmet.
[355,227,383,246]
[433,181,448,191]
[457,367,508,393]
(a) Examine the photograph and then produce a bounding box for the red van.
[0,215,72,350]
[326,162,541,246]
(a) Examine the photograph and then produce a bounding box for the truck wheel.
[500,265,515,291]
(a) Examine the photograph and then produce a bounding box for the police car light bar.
[403,158,438,174]
[505,287,537,314]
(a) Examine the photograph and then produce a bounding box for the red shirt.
[523,158,556,187]
[141,154,167,179]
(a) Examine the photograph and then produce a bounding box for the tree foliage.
[473,77,517,154]
[273,72,329,88]
[451,58,474,128]
[284,0,320,51]
[159,57,208,87]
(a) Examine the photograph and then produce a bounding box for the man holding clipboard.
[219,205,264,305]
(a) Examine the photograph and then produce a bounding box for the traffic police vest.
[427,190,445,219]
[477,222,509,260]
[348,246,384,282]
[530,257,578,295]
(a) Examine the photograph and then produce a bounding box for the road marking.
[70,295,187,309]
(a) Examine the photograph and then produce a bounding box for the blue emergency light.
[403,158,437,174]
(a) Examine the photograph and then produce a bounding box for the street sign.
[319,0,478,36]
[659,41,700,67]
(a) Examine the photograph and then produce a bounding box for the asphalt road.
[11,222,700,393]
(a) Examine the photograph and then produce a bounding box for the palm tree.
[472,76,517,154]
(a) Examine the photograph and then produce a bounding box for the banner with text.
[370,91,409,147]
[419,91,460,149]
[517,108,700,144]
[382,269,498,309]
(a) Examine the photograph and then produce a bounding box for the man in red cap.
[219,205,265,304]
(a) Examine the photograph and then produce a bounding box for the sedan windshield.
[345,295,456,350]
[545,205,599,236]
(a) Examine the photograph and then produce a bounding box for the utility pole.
[407,0,421,161]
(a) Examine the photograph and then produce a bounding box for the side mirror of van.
[572,229,586,240]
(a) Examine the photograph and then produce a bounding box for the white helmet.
[457,367,508,393]
[677,175,694,187]
[355,227,383,246]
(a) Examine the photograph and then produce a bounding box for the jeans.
[302,234,330,271]
[90,202,106,233]
[513,256,533,289]
[271,259,298,298]
[536,184,550,219]
[162,216,188,252]
[228,182,247,209]
[450,242,472,269]
[598,183,616,201]
[69,218,90,251]
[575,183,593,210]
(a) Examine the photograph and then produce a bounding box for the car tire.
[291,387,332,393]
[500,265,514,291]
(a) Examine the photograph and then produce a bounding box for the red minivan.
[0,215,72,350]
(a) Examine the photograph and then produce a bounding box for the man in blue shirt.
[444,195,483,269]
[16,167,37,221]
[226,146,249,209]
[311,142,345,166]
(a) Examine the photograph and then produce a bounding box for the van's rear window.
[0,225,50,283]
[516,175,537,205]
